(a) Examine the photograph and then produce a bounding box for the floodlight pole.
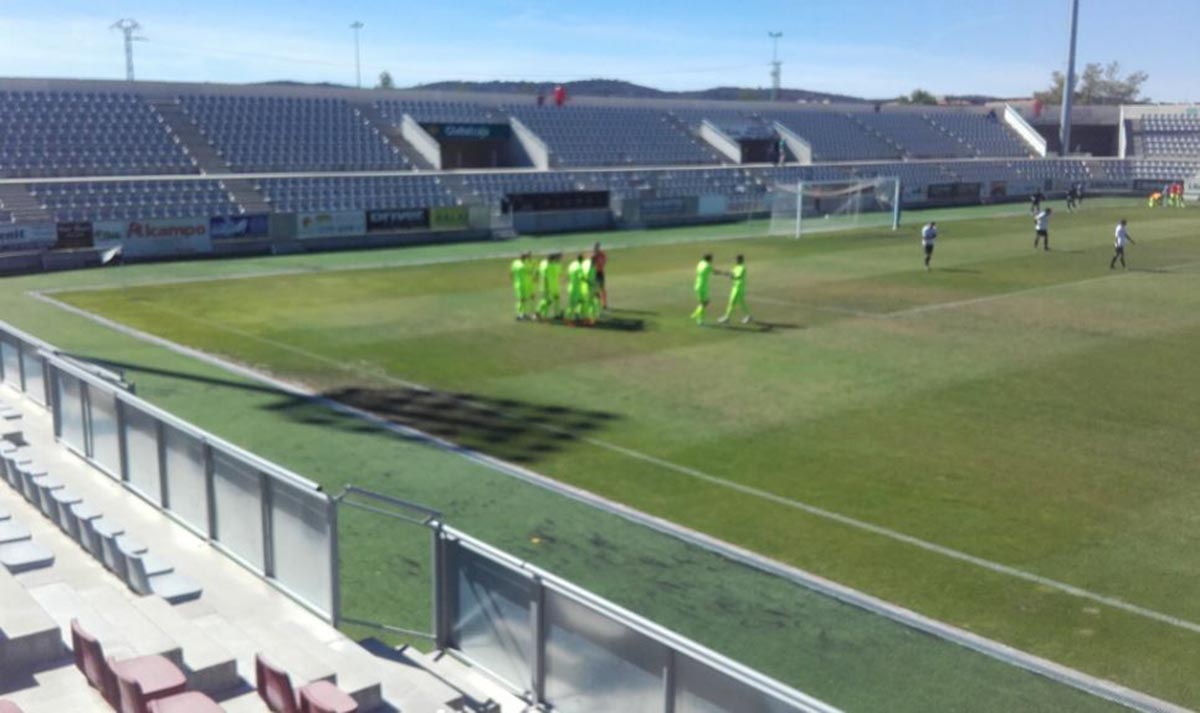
[768,32,783,102]
[1059,0,1079,156]
[350,21,364,89]
[111,19,145,82]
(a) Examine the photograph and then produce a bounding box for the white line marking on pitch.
[758,259,1200,321]
[33,291,1200,639]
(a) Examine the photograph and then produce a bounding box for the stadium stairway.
[662,113,728,165]
[845,114,907,158]
[350,100,437,170]
[0,184,52,223]
[148,100,232,174]
[147,99,271,214]
[0,393,528,712]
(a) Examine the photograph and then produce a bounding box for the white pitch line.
[34,290,1200,640]
[754,296,882,318]
[757,258,1200,322]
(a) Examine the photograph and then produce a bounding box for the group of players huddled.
[511,242,608,325]
[1148,182,1188,208]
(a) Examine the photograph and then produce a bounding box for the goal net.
[768,177,901,238]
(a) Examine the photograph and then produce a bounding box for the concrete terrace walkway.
[0,388,527,712]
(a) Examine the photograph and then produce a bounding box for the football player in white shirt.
[1110,219,1135,269]
[1033,208,1052,251]
[921,221,938,271]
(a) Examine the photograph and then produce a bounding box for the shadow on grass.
[73,356,619,465]
[300,386,619,464]
[530,315,646,332]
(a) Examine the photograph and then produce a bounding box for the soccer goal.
[768,176,901,238]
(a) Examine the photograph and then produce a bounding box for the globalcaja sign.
[210,214,269,240]
[0,223,56,250]
[429,206,470,230]
[422,123,511,140]
[366,208,430,233]
[296,211,367,239]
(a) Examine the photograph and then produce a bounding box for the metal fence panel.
[211,448,265,571]
[0,339,19,388]
[449,542,535,691]
[675,653,796,713]
[123,407,163,503]
[270,479,333,615]
[543,587,669,713]
[56,370,88,454]
[20,350,45,405]
[162,424,209,534]
[88,387,122,478]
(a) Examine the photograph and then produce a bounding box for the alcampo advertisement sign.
[93,217,213,257]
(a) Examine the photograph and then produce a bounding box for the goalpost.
[768,176,902,238]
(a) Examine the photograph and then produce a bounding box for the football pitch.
[6,199,1200,710]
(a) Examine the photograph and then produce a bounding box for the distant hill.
[413,79,869,104]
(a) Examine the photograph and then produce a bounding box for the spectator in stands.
[537,92,545,107]
[1033,207,1052,251]
[986,109,998,123]
[776,137,787,166]
[554,85,567,107]
[592,242,608,310]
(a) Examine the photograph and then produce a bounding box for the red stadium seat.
[254,654,299,713]
[71,618,188,709]
[299,680,358,713]
[146,692,224,713]
[255,654,358,713]
[110,654,189,713]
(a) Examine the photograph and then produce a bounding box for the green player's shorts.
[696,288,710,302]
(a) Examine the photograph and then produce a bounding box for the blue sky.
[1,0,1195,101]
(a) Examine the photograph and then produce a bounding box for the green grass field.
[7,200,1200,710]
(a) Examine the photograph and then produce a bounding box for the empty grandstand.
[0,77,1195,267]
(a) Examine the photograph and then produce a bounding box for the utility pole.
[768,31,783,101]
[350,21,364,89]
[111,19,145,82]
[1059,0,1079,156]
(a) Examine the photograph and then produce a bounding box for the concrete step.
[147,100,229,175]
[29,581,179,662]
[351,100,432,170]
[0,571,67,671]
[0,661,109,712]
[219,689,271,712]
[0,183,53,223]
[126,593,243,694]
[263,618,383,710]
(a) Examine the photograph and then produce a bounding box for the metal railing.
[1,319,838,712]
[0,320,336,621]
